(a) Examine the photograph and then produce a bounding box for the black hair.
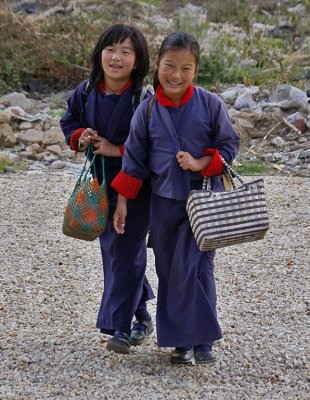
[89,24,150,93]
[153,31,200,91]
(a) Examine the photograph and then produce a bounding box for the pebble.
[0,171,309,399]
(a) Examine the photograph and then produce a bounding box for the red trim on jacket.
[99,79,133,95]
[70,128,85,152]
[200,148,224,176]
[156,84,194,108]
[119,144,125,156]
[111,171,143,199]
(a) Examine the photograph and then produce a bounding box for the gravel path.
[1,171,309,399]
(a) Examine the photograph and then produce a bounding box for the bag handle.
[202,156,244,192]
[76,145,106,186]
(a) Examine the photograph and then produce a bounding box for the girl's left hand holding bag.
[78,128,98,151]
[79,129,123,157]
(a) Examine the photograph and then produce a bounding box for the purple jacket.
[122,87,240,200]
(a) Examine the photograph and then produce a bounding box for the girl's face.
[156,49,197,103]
[101,37,136,87]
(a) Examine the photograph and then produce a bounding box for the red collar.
[155,84,194,108]
[99,80,133,95]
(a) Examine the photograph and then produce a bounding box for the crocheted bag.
[62,147,108,241]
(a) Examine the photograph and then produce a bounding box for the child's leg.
[150,194,222,349]
[193,343,216,364]
[130,301,154,346]
[96,186,154,341]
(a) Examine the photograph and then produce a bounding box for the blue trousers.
[96,182,154,335]
[150,194,223,347]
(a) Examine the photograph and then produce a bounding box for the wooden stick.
[282,118,301,135]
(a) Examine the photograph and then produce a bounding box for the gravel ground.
[0,170,309,399]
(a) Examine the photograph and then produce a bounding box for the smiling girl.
[60,24,155,354]
[112,32,240,365]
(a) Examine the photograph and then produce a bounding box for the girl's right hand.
[113,195,128,234]
[78,128,98,151]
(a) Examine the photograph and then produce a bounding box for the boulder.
[0,110,12,124]
[42,127,65,146]
[0,92,34,112]
[0,123,17,147]
[18,129,43,145]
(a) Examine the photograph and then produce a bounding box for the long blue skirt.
[150,193,223,347]
[96,181,155,334]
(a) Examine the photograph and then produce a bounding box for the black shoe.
[106,331,131,354]
[130,320,154,346]
[194,350,216,364]
[170,347,194,365]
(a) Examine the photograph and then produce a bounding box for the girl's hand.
[176,151,213,172]
[93,137,122,157]
[78,128,98,151]
[113,195,128,234]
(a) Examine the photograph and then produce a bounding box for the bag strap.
[132,84,155,113]
[80,79,94,128]
[147,94,156,124]
[76,145,105,187]
[202,156,244,191]
[221,157,244,185]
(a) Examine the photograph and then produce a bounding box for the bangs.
[104,26,134,47]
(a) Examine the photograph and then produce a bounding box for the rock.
[270,84,306,102]
[25,143,44,154]
[46,144,62,155]
[42,127,65,146]
[233,118,254,146]
[271,136,286,147]
[220,86,245,103]
[50,160,66,169]
[0,123,17,147]
[0,92,34,112]
[19,121,34,130]
[18,129,43,145]
[152,15,173,31]
[228,108,240,119]
[178,3,207,28]
[234,91,257,110]
[288,4,306,15]
[0,110,12,124]
[33,153,45,161]
[286,111,303,123]
[297,141,310,150]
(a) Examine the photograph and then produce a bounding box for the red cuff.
[200,148,223,176]
[111,171,143,199]
[119,144,125,157]
[70,128,86,152]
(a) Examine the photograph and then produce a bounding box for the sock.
[115,328,131,337]
[175,346,192,352]
[135,303,151,322]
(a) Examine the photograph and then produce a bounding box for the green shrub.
[0,154,27,173]
[235,163,269,175]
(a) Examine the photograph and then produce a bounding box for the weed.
[50,109,66,118]
[235,163,269,175]
[0,154,27,173]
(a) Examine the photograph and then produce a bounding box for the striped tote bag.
[186,158,269,251]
